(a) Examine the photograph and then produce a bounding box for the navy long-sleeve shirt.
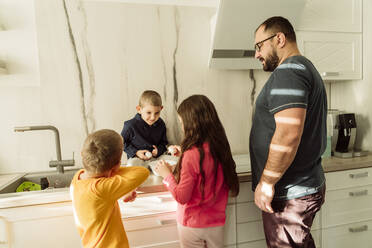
[121,113,168,159]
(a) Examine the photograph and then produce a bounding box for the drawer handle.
[349,172,369,179]
[321,72,340,77]
[158,219,177,226]
[349,225,368,233]
[349,189,368,197]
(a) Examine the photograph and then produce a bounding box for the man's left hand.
[254,181,275,213]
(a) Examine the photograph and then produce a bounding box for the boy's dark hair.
[257,16,296,43]
[139,90,162,107]
[81,129,123,174]
[174,95,239,197]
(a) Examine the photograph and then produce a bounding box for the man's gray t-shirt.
[250,55,327,200]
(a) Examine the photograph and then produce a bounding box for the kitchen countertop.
[1,154,372,209]
[237,154,372,182]
[0,192,177,222]
[141,154,372,191]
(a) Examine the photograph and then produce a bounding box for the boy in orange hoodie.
[70,129,149,248]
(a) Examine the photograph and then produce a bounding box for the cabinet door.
[124,212,179,247]
[322,184,372,227]
[297,31,362,80]
[236,182,254,203]
[237,221,265,243]
[237,240,267,248]
[224,204,237,246]
[325,167,372,191]
[236,202,261,223]
[8,215,81,248]
[296,0,362,32]
[322,220,372,248]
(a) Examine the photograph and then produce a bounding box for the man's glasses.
[254,34,277,52]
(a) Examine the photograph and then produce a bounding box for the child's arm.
[121,123,138,158]
[100,167,150,201]
[161,154,197,204]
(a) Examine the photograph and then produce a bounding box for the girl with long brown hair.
[154,94,239,248]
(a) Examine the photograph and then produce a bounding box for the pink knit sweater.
[163,143,229,228]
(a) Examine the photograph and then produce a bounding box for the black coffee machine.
[332,113,356,158]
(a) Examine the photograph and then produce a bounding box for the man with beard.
[249,16,327,248]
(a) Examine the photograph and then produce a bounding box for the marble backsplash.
[0,0,270,173]
[5,0,369,174]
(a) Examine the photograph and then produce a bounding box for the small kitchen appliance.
[332,113,357,158]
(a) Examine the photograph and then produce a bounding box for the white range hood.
[209,0,306,70]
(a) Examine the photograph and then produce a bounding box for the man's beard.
[263,49,279,72]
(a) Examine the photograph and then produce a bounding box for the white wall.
[0,0,270,173]
[1,0,369,174]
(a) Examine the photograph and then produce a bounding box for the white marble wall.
[4,0,369,175]
[0,0,270,173]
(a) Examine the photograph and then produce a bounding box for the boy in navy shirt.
[121,90,168,167]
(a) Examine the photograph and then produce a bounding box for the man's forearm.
[260,133,301,185]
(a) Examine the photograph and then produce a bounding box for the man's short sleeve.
[267,63,311,114]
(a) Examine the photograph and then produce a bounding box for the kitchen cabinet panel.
[296,0,362,32]
[297,31,362,81]
[237,220,265,243]
[236,202,261,223]
[125,212,179,247]
[325,167,372,191]
[224,204,237,245]
[322,220,372,248]
[322,184,372,227]
[237,240,267,248]
[7,215,81,248]
[311,229,322,248]
[236,182,253,203]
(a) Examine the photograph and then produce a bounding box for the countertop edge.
[1,155,372,209]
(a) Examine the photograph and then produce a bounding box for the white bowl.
[149,157,178,176]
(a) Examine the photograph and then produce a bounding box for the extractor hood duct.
[209,0,306,70]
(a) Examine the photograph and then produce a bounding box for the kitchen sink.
[0,169,80,196]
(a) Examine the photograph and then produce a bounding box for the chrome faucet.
[14,125,75,173]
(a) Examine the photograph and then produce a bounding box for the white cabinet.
[0,196,179,248]
[224,204,237,246]
[296,0,362,32]
[297,31,362,81]
[124,212,180,248]
[322,184,372,227]
[295,0,363,81]
[224,182,266,247]
[322,220,372,248]
[322,167,372,248]
[0,202,81,248]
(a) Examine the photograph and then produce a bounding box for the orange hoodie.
[70,166,149,248]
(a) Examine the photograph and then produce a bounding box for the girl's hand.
[153,160,172,178]
[168,145,181,157]
[152,145,158,157]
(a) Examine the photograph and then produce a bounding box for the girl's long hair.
[173,95,239,197]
